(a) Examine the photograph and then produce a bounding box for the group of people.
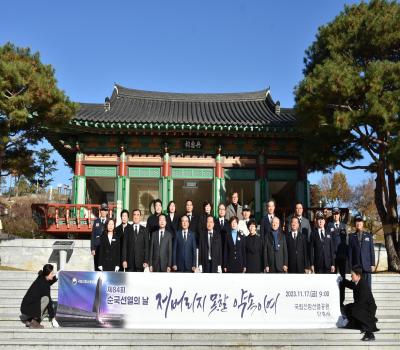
[88,192,379,340]
[90,194,375,285]
[19,192,379,338]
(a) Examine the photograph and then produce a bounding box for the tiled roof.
[73,84,296,129]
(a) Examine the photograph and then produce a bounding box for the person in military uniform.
[90,203,109,271]
[327,207,348,305]
[348,215,375,290]
[310,211,335,274]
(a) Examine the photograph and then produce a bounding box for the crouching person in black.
[20,264,59,329]
[341,265,379,341]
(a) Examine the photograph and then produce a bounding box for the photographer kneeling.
[20,264,59,329]
[341,265,379,341]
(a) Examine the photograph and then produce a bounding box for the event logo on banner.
[56,272,341,329]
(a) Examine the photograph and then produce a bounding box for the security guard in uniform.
[90,203,108,271]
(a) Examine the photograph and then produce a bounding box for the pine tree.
[0,43,76,180]
[34,148,57,189]
[295,0,400,270]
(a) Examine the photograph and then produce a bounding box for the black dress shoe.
[361,332,375,341]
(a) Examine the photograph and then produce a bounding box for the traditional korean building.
[47,84,309,221]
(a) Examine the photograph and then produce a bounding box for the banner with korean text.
[56,271,341,329]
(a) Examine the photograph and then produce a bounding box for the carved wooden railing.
[31,203,117,237]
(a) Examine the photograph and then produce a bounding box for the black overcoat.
[342,278,378,332]
[20,275,57,319]
[99,233,121,271]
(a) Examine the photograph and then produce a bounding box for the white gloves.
[198,265,203,273]
[114,266,120,272]
[98,266,103,271]
[51,318,60,328]
[144,266,150,273]
[217,266,222,274]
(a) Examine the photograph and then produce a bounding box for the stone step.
[0,338,400,349]
[0,291,58,297]
[0,328,398,341]
[0,315,397,330]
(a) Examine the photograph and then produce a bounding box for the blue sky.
[1,0,371,189]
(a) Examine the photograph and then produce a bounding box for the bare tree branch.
[2,86,28,99]
[338,162,372,171]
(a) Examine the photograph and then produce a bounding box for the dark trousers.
[336,258,347,305]
[93,246,100,271]
[363,272,372,290]
[343,303,378,333]
[205,259,213,273]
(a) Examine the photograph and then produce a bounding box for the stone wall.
[0,238,389,272]
[0,239,92,271]
[0,239,388,271]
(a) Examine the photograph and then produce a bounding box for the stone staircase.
[0,270,399,349]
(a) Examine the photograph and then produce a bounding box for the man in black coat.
[214,203,229,259]
[122,208,149,272]
[286,216,309,273]
[149,214,173,272]
[310,212,335,274]
[199,215,223,273]
[264,216,288,273]
[327,207,348,305]
[260,199,278,242]
[146,199,163,237]
[90,203,108,271]
[341,265,379,341]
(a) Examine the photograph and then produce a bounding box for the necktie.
[298,217,302,224]
[335,223,339,229]
[134,225,138,235]
[220,219,223,226]
[269,215,272,223]
[184,231,187,241]
[320,230,324,240]
[101,219,105,224]
[208,232,212,257]
[188,215,191,223]
[293,232,297,240]
[159,230,164,244]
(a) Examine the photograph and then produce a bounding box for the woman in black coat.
[98,218,121,272]
[198,201,213,234]
[245,219,264,273]
[224,216,246,273]
[20,264,58,329]
[166,200,180,240]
